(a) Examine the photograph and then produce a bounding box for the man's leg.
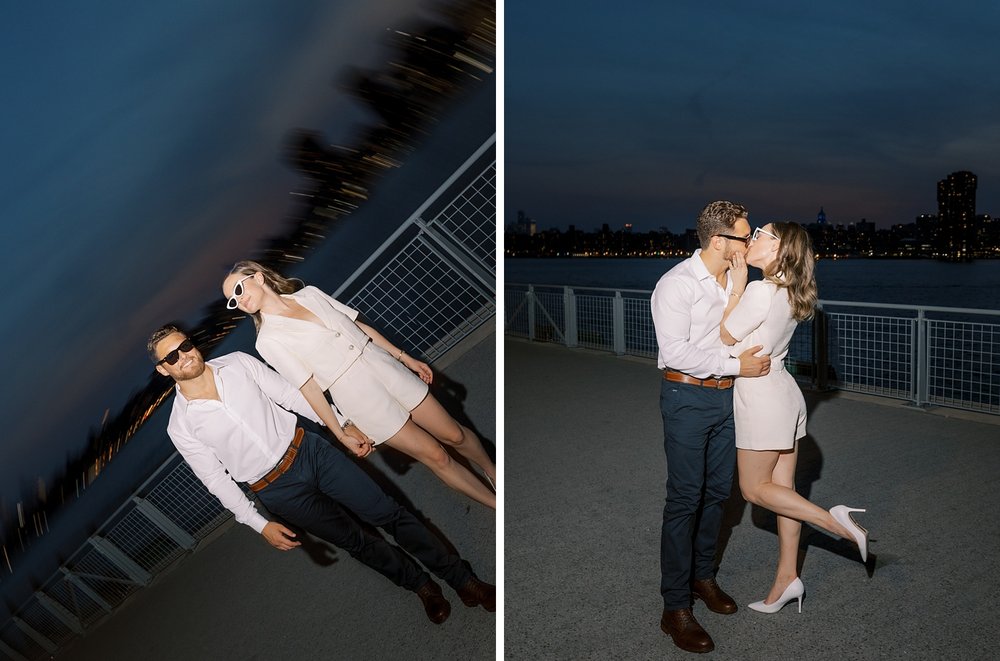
[660,381,713,610]
[257,434,455,623]
[689,390,738,615]
[303,431,474,591]
[692,390,736,581]
[256,458,428,592]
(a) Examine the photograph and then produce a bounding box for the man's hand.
[262,522,301,551]
[738,344,771,378]
[727,251,748,296]
[341,423,376,458]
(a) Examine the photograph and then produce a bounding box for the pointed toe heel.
[830,505,869,563]
[747,578,805,614]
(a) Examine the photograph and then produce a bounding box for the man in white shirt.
[149,325,494,624]
[651,201,770,654]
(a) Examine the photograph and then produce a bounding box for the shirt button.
[334,332,340,337]
[348,345,354,350]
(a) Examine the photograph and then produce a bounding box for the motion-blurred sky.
[506,0,1000,232]
[0,0,425,519]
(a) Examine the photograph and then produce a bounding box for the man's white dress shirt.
[166,352,343,533]
[651,249,741,378]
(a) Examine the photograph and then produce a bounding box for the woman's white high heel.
[747,577,805,614]
[830,505,868,563]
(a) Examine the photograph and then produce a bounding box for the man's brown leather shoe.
[416,579,451,624]
[660,608,714,653]
[457,575,495,612]
[692,577,738,614]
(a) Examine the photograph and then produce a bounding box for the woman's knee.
[416,441,452,470]
[739,480,763,505]
[435,422,466,447]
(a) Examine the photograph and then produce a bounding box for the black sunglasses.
[717,233,751,246]
[157,338,196,366]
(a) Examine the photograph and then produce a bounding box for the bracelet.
[730,291,741,298]
[396,348,405,361]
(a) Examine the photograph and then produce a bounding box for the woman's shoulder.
[744,279,779,297]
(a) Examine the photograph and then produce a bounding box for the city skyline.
[506,1,1000,235]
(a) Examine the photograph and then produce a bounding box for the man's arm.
[651,275,741,377]
[234,351,346,427]
[167,418,270,534]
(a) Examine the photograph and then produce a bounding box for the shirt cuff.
[723,357,741,376]
[245,511,270,534]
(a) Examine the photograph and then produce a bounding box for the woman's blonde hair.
[227,260,304,332]
[762,222,818,321]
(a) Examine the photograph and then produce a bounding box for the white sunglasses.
[752,227,779,241]
[226,274,255,310]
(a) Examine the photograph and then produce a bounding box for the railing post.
[132,497,197,551]
[35,591,84,635]
[88,536,151,587]
[613,291,625,356]
[12,616,57,654]
[814,306,829,390]
[914,310,929,407]
[527,285,536,342]
[564,287,577,348]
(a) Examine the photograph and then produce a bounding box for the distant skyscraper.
[817,207,827,225]
[936,171,976,261]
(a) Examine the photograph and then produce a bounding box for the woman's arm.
[299,377,374,457]
[355,320,433,384]
[720,252,748,346]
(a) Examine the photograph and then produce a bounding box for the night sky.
[0,1,425,522]
[505,0,1000,232]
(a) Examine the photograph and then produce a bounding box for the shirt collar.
[173,363,223,406]
[689,249,714,282]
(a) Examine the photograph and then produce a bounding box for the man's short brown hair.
[696,201,748,248]
[147,324,183,363]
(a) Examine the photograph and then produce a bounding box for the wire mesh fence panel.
[827,313,912,399]
[576,294,614,352]
[504,289,529,337]
[787,322,815,382]
[623,294,656,358]
[344,236,494,362]
[69,548,141,608]
[1,620,48,661]
[530,291,565,344]
[144,460,230,539]
[430,161,495,272]
[928,320,1000,413]
[103,509,186,575]
[43,578,104,629]
[15,601,72,649]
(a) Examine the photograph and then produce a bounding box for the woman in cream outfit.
[222,261,496,509]
[720,223,869,613]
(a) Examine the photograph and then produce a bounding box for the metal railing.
[505,283,1000,415]
[0,137,495,661]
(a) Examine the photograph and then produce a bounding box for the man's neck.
[177,365,219,401]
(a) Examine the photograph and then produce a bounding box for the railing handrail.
[506,282,1000,317]
[333,134,495,299]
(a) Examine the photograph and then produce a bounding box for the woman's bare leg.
[764,446,803,603]
[409,394,496,484]
[382,419,496,509]
[738,447,854,541]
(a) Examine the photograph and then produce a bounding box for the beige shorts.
[328,342,429,443]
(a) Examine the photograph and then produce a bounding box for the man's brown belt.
[249,427,305,492]
[663,370,734,390]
